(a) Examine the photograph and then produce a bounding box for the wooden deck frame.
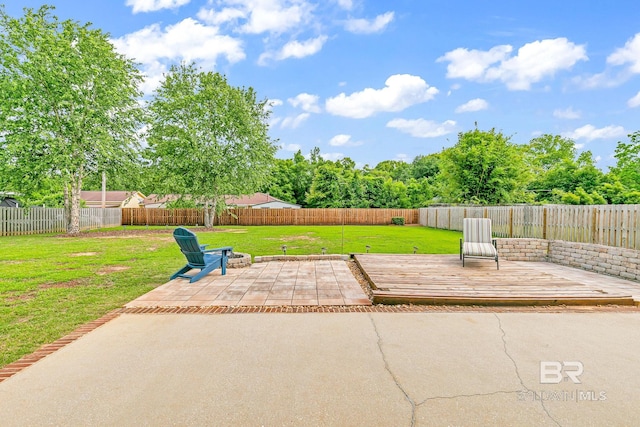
[353,254,635,306]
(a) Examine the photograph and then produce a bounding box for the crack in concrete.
[368,314,416,427]
[416,390,520,405]
[368,313,567,425]
[494,313,561,427]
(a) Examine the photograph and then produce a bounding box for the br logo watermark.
[517,361,607,402]
[540,361,584,384]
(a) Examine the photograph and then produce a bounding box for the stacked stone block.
[495,238,549,262]
[495,238,640,282]
[548,241,640,282]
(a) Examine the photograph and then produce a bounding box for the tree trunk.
[67,175,81,235]
[203,199,217,228]
[63,184,72,232]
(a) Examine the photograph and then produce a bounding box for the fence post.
[591,207,598,244]
[542,207,548,240]
[509,207,513,238]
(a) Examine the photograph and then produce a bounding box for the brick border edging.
[118,304,640,314]
[254,254,350,262]
[3,304,639,383]
[0,310,122,384]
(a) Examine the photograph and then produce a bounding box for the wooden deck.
[353,254,636,306]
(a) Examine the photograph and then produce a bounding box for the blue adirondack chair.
[170,227,233,283]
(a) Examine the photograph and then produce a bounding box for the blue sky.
[5,0,640,170]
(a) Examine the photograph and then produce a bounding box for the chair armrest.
[204,246,233,254]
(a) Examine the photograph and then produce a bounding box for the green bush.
[391,217,405,225]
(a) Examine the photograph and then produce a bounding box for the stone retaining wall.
[495,238,549,262]
[548,241,640,282]
[227,252,252,268]
[495,238,640,282]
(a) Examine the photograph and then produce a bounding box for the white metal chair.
[460,218,499,269]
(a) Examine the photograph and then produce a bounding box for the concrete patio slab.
[1,312,639,426]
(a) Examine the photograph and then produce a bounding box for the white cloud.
[438,45,512,80]
[197,7,245,25]
[113,19,243,65]
[394,153,410,162]
[571,71,625,90]
[628,91,640,108]
[553,107,581,119]
[259,35,327,65]
[280,113,310,129]
[607,33,640,74]
[438,38,587,90]
[112,19,245,93]
[573,34,640,89]
[126,0,191,13]
[574,143,585,149]
[329,134,363,147]
[280,143,302,152]
[325,74,438,118]
[335,0,353,10]
[321,152,344,161]
[455,98,488,113]
[345,12,394,34]
[199,0,314,35]
[563,124,626,141]
[134,61,168,94]
[268,99,284,107]
[386,118,456,138]
[288,93,321,113]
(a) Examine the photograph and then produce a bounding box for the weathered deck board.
[353,254,634,306]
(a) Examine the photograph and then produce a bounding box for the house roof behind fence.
[225,193,284,207]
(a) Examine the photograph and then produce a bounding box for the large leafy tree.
[524,134,576,172]
[260,158,296,203]
[439,127,529,204]
[145,63,277,227]
[0,6,144,233]
[610,131,640,191]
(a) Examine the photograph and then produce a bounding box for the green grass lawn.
[0,225,460,368]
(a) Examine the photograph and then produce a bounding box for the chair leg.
[462,254,465,267]
[496,257,499,270]
[190,264,217,283]
[170,265,192,280]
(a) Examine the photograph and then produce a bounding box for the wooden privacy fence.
[122,208,204,226]
[0,208,122,236]
[122,208,419,226]
[419,204,640,250]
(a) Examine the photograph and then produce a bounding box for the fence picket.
[418,204,640,251]
[0,208,121,236]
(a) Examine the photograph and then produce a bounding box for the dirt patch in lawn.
[266,235,318,242]
[68,252,98,257]
[96,266,130,275]
[4,291,38,302]
[39,279,88,289]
